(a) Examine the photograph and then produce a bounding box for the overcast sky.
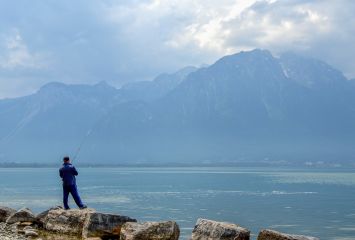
[0,0,354,98]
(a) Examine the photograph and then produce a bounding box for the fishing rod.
[70,107,113,163]
[72,129,93,163]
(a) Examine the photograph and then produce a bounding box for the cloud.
[164,0,256,54]
[0,28,51,98]
[0,0,354,98]
[163,0,355,77]
[222,1,335,52]
[101,0,355,77]
[0,28,48,69]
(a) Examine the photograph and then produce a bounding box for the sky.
[0,0,354,99]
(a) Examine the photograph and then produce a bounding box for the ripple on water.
[268,172,355,186]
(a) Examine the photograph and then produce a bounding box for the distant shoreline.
[0,162,354,170]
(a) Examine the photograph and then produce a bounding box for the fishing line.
[71,107,113,163]
[72,129,92,162]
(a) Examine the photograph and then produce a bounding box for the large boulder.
[257,229,319,240]
[120,221,180,240]
[43,208,95,235]
[0,206,16,222]
[36,206,63,226]
[82,212,137,239]
[6,207,36,224]
[43,208,136,238]
[191,218,250,240]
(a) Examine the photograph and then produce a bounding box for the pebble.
[0,222,27,240]
[24,229,39,237]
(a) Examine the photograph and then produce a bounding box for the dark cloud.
[0,0,354,98]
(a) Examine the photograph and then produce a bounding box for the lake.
[0,167,354,239]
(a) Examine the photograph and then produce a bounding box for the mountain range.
[1,49,355,166]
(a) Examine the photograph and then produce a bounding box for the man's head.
[63,156,70,163]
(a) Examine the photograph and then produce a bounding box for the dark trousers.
[63,184,84,209]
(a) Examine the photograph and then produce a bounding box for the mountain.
[1,49,355,165]
[85,49,355,164]
[0,81,120,161]
[0,67,197,163]
[119,66,198,102]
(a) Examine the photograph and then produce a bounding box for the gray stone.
[43,208,95,235]
[18,222,33,227]
[82,212,137,238]
[24,229,39,237]
[22,226,33,231]
[36,206,63,226]
[191,218,250,240]
[0,222,27,240]
[6,208,36,224]
[120,221,180,240]
[11,224,18,233]
[0,206,16,222]
[257,229,319,240]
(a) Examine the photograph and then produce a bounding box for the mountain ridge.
[1,49,354,165]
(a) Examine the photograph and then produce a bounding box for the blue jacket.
[59,163,78,186]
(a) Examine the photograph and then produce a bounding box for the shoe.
[80,205,87,209]
[64,208,70,210]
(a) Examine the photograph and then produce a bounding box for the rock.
[6,208,36,224]
[82,212,137,239]
[257,229,319,240]
[10,224,18,233]
[43,208,95,235]
[18,222,33,227]
[120,221,180,240]
[23,226,33,231]
[191,218,250,240]
[0,206,16,222]
[24,229,39,237]
[36,206,63,226]
[42,207,137,238]
[0,222,27,240]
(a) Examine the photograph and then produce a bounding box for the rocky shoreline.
[1,205,319,240]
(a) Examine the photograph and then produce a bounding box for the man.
[59,156,87,210]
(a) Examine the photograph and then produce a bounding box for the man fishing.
[59,156,87,210]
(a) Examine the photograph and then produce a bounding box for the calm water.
[0,167,354,240]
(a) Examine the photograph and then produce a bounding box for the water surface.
[0,167,354,240]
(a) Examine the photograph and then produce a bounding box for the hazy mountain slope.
[278,53,355,136]
[1,49,354,164]
[119,66,198,102]
[84,49,355,164]
[0,82,120,161]
[0,67,197,163]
